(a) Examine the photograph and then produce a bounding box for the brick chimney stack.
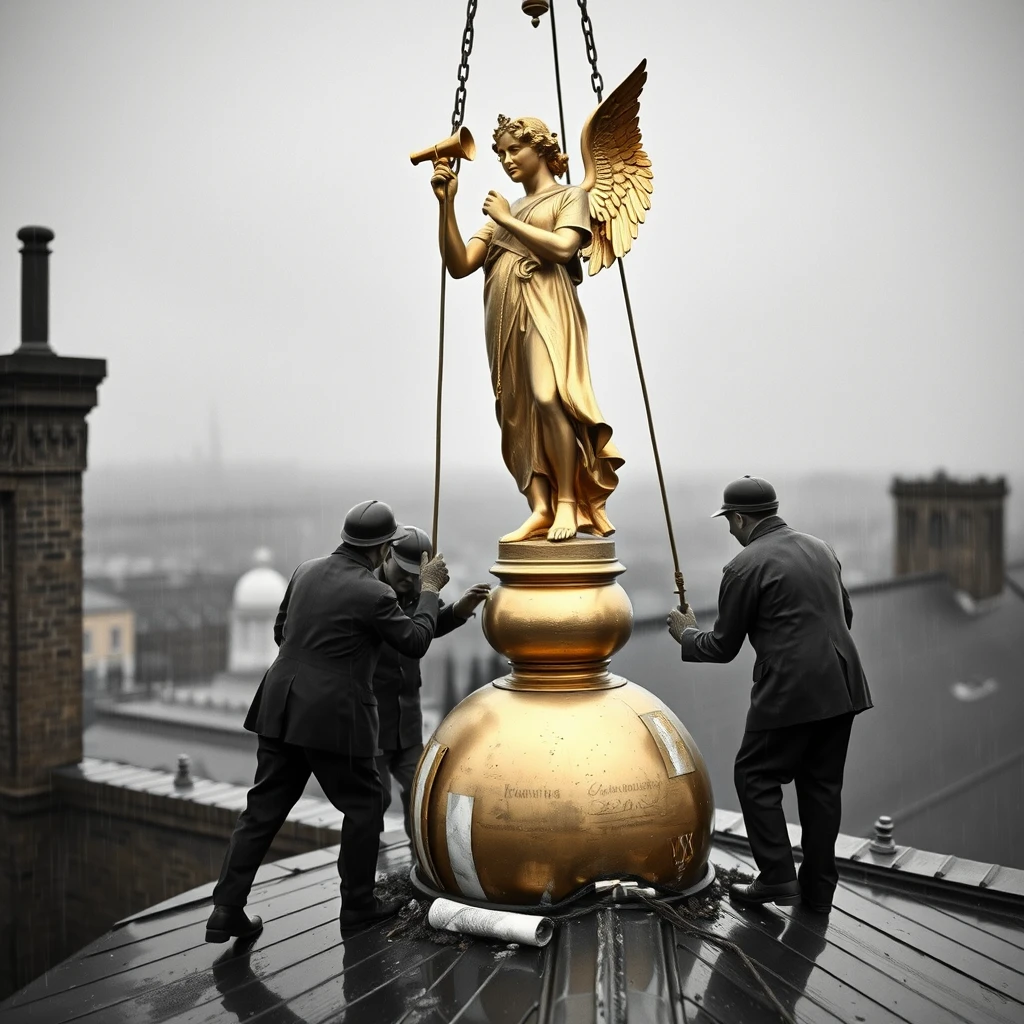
[1,226,106,993]
[891,472,1009,600]
[0,227,106,790]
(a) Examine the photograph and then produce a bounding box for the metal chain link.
[450,0,478,133]
[576,0,604,100]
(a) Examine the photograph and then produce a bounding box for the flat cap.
[711,475,779,518]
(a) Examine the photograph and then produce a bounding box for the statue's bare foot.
[501,509,553,543]
[547,501,578,542]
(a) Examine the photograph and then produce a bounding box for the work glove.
[666,606,698,644]
[454,583,491,618]
[419,551,450,594]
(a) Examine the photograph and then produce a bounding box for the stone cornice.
[0,351,107,412]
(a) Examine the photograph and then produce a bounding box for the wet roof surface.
[4,834,1023,1024]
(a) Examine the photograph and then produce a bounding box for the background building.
[892,472,1008,600]
[227,547,287,678]
[84,567,233,684]
[82,588,135,722]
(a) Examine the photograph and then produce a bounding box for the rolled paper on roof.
[427,897,554,947]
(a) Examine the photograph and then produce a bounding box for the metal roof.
[3,824,1022,1024]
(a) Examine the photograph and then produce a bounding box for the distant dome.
[232,550,287,611]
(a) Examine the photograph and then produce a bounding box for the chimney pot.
[17,225,56,354]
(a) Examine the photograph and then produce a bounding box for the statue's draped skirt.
[473,186,623,535]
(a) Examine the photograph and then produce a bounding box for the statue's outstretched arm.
[432,159,486,279]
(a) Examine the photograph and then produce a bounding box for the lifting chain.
[450,0,479,134]
[576,0,605,101]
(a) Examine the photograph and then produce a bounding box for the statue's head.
[492,115,569,178]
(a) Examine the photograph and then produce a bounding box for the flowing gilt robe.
[472,185,623,535]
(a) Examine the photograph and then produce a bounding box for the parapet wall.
[0,758,344,998]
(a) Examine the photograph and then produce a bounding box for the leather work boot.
[205,905,264,943]
[338,896,403,931]
[729,877,801,907]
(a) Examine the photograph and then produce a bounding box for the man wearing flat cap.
[667,476,872,913]
[206,500,451,942]
[373,525,491,837]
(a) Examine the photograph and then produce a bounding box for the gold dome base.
[410,537,715,906]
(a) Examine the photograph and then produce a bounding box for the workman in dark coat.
[666,476,873,913]
[205,500,450,943]
[373,525,491,835]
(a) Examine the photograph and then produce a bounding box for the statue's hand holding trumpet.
[429,157,459,204]
[411,127,477,205]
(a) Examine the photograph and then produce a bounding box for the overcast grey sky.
[1,0,1021,479]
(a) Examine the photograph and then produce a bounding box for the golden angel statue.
[430,61,653,542]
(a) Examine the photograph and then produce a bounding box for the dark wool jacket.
[372,566,466,752]
[679,517,873,731]
[244,545,438,757]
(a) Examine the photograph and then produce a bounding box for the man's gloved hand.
[454,583,491,619]
[666,606,698,644]
[419,552,450,594]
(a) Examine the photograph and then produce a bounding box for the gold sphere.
[411,679,715,904]
[410,538,715,905]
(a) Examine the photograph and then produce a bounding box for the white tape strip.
[411,741,443,886]
[641,711,695,777]
[445,792,487,900]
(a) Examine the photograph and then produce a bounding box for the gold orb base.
[409,537,715,906]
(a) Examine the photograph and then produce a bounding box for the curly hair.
[492,114,569,178]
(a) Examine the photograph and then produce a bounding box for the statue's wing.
[579,59,653,276]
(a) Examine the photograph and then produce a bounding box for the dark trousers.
[213,735,385,910]
[375,742,423,838]
[734,711,855,907]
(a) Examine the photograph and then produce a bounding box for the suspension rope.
[432,210,448,556]
[432,0,479,553]
[548,1,571,185]
[568,0,688,608]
